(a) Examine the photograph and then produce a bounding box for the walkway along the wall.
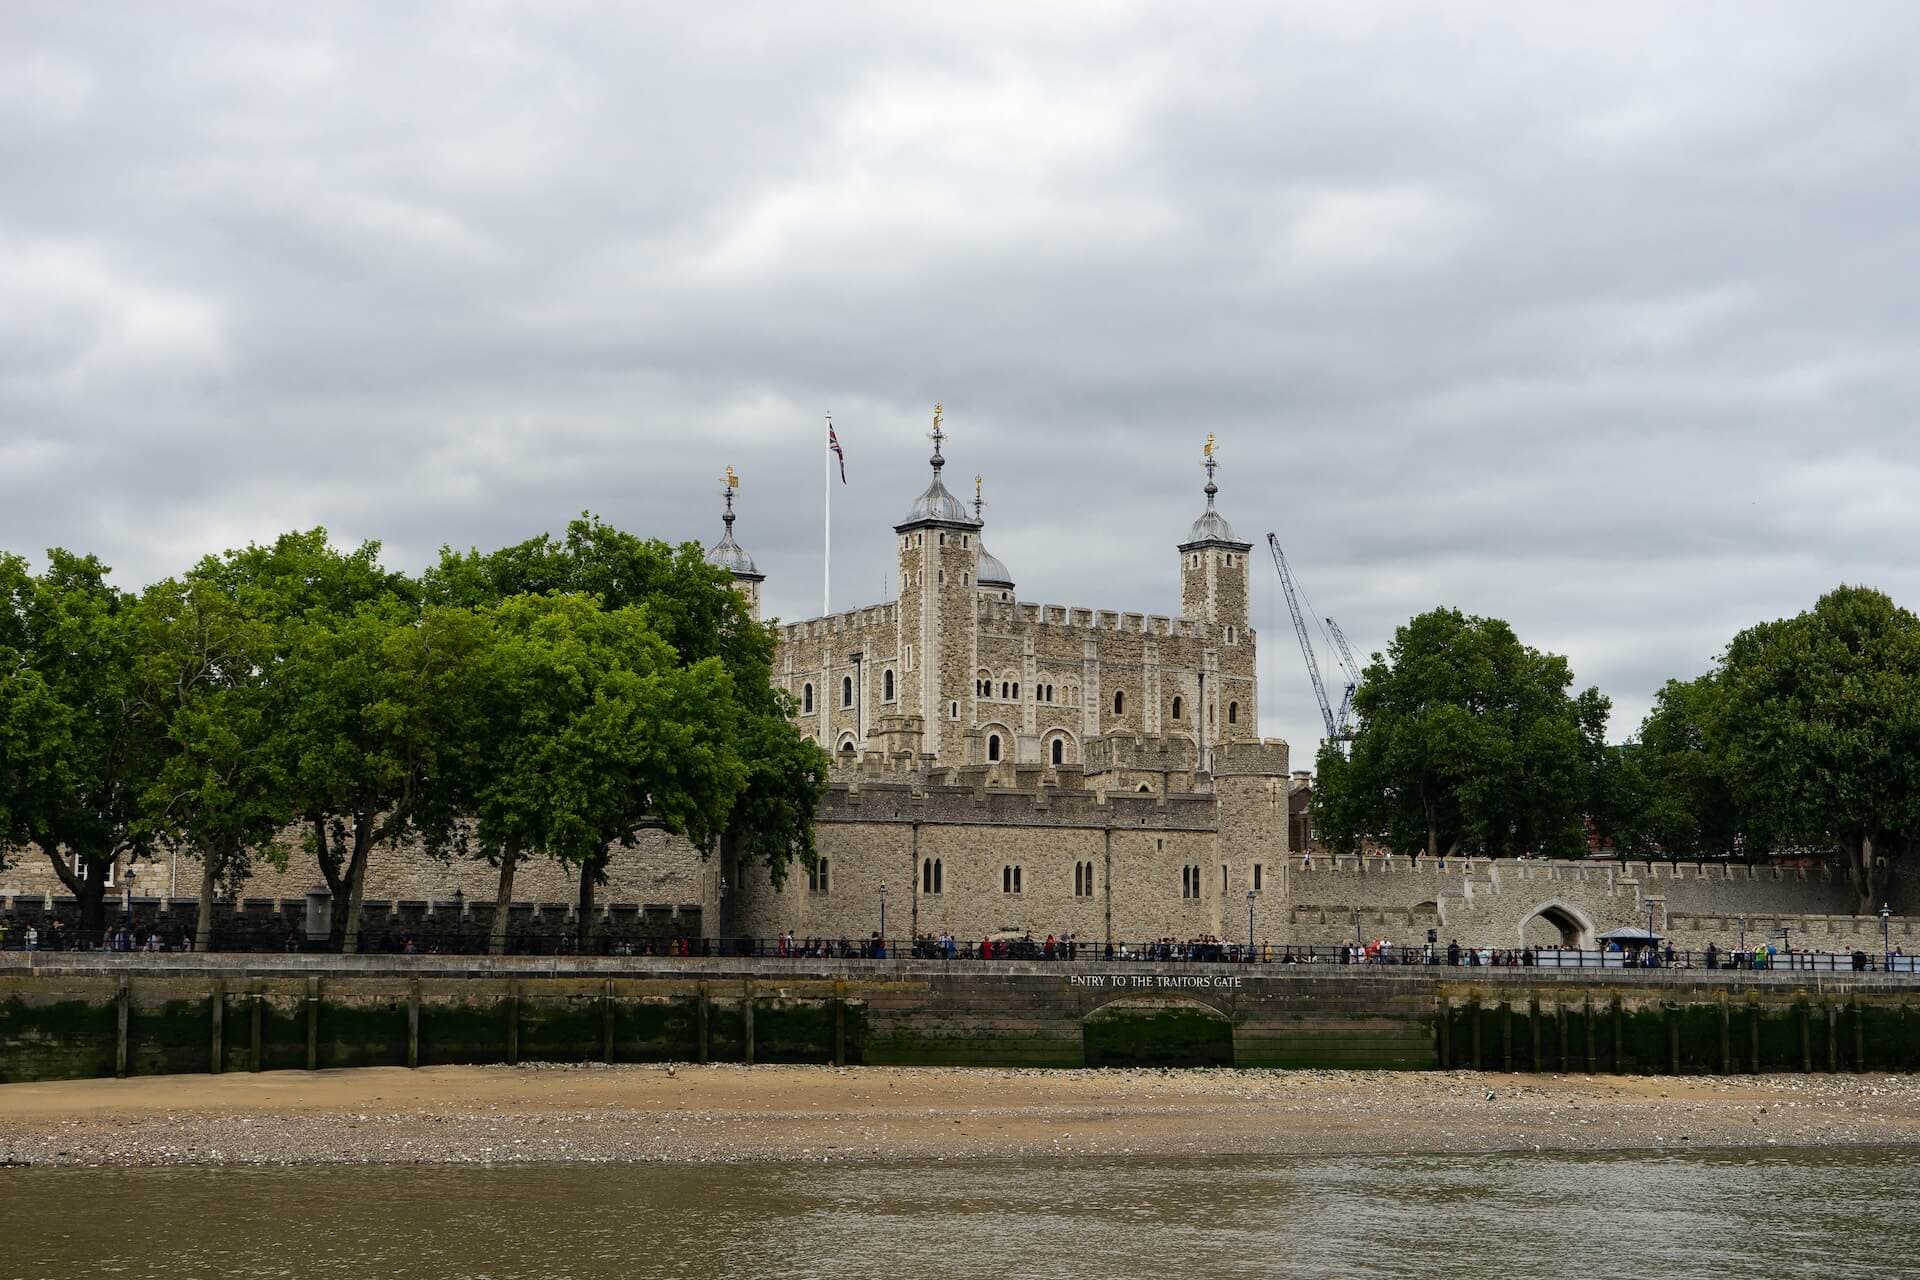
[4,956,1920,1082]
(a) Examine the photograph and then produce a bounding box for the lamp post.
[879,882,888,947]
[1246,889,1255,958]
[1882,903,1893,972]
[1644,898,1657,968]
[452,888,464,954]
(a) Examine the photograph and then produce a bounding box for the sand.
[3,1063,1917,1166]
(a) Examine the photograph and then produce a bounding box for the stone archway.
[1520,901,1594,949]
[1083,996,1234,1068]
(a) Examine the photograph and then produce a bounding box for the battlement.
[973,599,1208,639]
[1211,738,1291,777]
[780,601,900,641]
[817,779,1219,831]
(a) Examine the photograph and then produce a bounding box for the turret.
[893,404,981,759]
[705,467,765,620]
[1178,435,1252,630]
[972,475,1015,603]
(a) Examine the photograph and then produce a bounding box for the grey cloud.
[4,0,1918,756]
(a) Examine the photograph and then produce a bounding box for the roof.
[1177,470,1252,550]
[976,539,1014,587]
[705,528,759,577]
[706,490,763,580]
[899,473,978,527]
[1185,506,1243,546]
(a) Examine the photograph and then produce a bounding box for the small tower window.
[802,683,814,714]
[1228,701,1239,725]
[842,676,854,708]
[950,701,960,720]
[1171,695,1183,721]
[1050,738,1064,765]
[987,733,1002,762]
[1113,690,1125,715]
[883,669,895,701]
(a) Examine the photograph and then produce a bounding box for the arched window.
[987,733,1002,762]
[802,683,814,714]
[1228,701,1238,725]
[1113,690,1125,715]
[809,858,830,894]
[1003,865,1012,894]
[1050,738,1064,766]
[1014,866,1022,894]
[1171,695,1183,721]
[923,858,933,894]
[842,676,853,708]
[1138,783,1152,794]
[1011,683,1019,699]
[1074,863,1083,896]
[934,859,942,894]
[883,669,895,701]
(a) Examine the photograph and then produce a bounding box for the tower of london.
[709,412,1297,945]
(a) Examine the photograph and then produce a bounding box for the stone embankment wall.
[4,956,1918,1084]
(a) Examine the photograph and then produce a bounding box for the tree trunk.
[340,813,375,955]
[576,848,607,953]
[489,839,521,956]
[194,849,218,952]
[75,866,107,941]
[1850,830,1883,918]
[313,815,347,950]
[42,845,110,942]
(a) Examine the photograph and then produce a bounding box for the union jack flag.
[828,421,846,483]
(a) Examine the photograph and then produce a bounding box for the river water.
[3,1149,1916,1279]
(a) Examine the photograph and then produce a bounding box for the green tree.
[1717,585,1920,914]
[0,550,161,937]
[420,594,747,954]
[194,530,438,952]
[427,515,826,942]
[132,573,288,949]
[1612,675,1749,859]
[1310,607,1607,859]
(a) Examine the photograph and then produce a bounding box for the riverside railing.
[6,928,1920,974]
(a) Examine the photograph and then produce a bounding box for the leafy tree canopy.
[1310,607,1608,859]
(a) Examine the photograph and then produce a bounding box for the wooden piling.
[115,975,129,1079]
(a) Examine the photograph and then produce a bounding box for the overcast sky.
[5,1,1917,757]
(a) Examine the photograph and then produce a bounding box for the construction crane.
[1325,617,1361,737]
[1266,533,1358,748]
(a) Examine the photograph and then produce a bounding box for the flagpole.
[823,413,832,617]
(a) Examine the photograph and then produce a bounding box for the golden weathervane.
[723,465,740,489]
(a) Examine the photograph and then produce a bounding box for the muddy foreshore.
[2,1063,1916,1167]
